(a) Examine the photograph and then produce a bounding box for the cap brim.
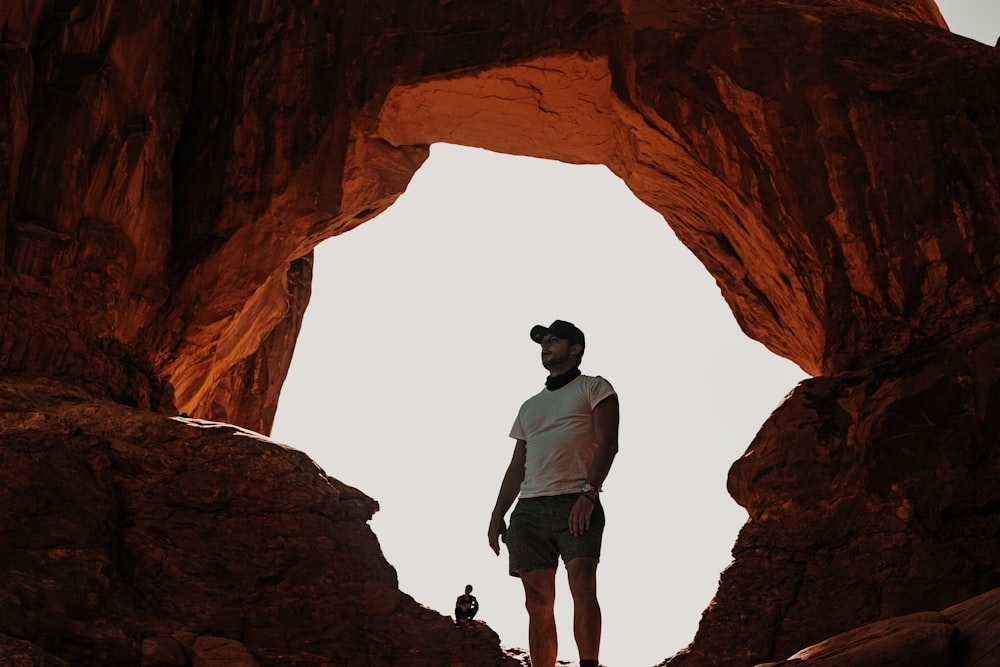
[530,324,548,343]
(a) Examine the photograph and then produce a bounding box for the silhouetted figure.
[454,584,479,625]
[488,320,620,667]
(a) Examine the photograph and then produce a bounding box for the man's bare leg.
[566,557,601,664]
[519,568,558,667]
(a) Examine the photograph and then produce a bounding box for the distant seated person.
[455,584,479,625]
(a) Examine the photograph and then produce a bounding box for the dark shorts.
[505,494,605,577]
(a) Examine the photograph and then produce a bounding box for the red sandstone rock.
[1,1,1000,666]
[141,635,187,667]
[0,634,70,667]
[0,379,519,666]
[752,587,1000,667]
[942,587,1000,667]
[658,323,1000,665]
[757,611,957,667]
[190,636,259,667]
[2,1,991,426]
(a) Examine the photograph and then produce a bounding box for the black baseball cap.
[530,320,585,351]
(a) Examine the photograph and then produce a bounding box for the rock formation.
[0,378,519,666]
[675,322,1000,665]
[756,586,1000,667]
[1,0,999,665]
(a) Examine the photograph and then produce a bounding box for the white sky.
[271,4,997,665]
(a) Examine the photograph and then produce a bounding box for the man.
[488,319,619,667]
[454,584,479,626]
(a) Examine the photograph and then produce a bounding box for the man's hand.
[488,515,507,555]
[569,494,596,537]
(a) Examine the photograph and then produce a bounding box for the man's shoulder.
[579,373,615,390]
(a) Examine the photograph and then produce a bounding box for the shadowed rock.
[0,379,518,666]
[1,1,999,665]
[755,587,1000,666]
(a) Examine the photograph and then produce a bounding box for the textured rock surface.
[661,323,1000,665]
[3,0,986,430]
[942,586,1000,667]
[756,587,1000,666]
[759,611,957,667]
[0,378,519,666]
[1,0,1000,665]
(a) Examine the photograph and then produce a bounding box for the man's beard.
[542,350,571,369]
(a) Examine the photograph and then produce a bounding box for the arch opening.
[372,52,829,376]
[271,143,806,665]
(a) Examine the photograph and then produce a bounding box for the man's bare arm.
[569,394,620,536]
[587,393,620,488]
[488,439,526,555]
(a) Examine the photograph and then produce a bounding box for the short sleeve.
[510,413,525,441]
[587,375,616,408]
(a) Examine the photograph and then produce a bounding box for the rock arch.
[2,1,1000,665]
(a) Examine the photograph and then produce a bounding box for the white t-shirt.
[509,374,616,498]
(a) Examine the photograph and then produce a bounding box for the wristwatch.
[580,482,597,495]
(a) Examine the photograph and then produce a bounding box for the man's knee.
[520,569,556,616]
[524,594,553,618]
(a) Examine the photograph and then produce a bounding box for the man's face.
[540,334,573,370]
